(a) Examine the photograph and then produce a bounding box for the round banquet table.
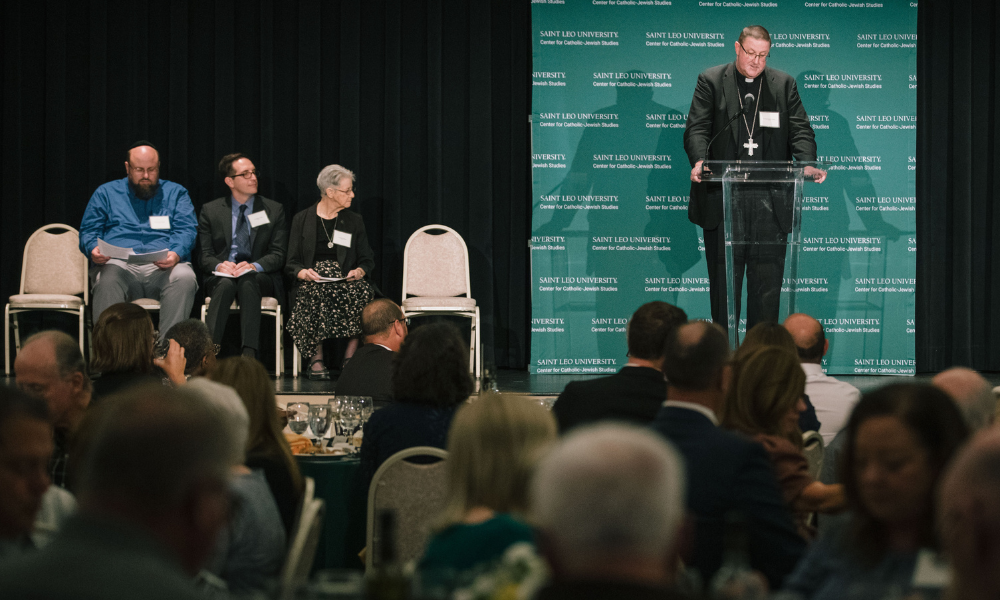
[294,455,367,572]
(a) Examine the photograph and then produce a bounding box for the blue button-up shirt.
[79,177,198,262]
[229,196,262,272]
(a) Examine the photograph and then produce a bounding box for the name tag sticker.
[333,230,353,247]
[760,111,780,128]
[247,211,270,228]
[149,216,171,230]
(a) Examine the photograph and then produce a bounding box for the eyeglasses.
[212,344,221,356]
[739,42,770,61]
[230,169,260,179]
[333,186,355,195]
[129,165,160,176]
[395,317,410,327]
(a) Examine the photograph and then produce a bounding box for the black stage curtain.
[0,0,531,368]
[916,0,1000,371]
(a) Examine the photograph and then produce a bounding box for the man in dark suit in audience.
[0,384,239,599]
[649,320,805,589]
[335,299,407,406]
[198,153,287,360]
[553,301,687,433]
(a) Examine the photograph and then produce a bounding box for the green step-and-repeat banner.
[530,0,916,375]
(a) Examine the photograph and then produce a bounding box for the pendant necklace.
[738,78,764,157]
[321,214,339,249]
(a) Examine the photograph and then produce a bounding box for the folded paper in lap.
[98,239,169,265]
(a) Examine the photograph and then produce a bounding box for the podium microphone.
[701,93,756,162]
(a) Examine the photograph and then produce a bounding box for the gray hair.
[181,378,250,464]
[530,423,686,572]
[934,367,996,432]
[75,385,238,513]
[23,330,90,390]
[316,164,355,196]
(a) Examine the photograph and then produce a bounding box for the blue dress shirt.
[229,196,262,273]
[79,177,197,262]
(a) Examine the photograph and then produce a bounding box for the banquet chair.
[400,225,481,380]
[287,476,315,548]
[802,430,825,480]
[200,296,285,374]
[5,224,88,375]
[280,496,325,598]
[366,446,449,572]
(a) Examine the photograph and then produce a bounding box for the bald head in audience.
[940,429,1000,600]
[933,367,995,431]
[361,298,407,352]
[531,423,687,587]
[783,313,827,364]
[14,331,91,432]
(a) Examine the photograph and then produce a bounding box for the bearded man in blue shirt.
[79,142,198,338]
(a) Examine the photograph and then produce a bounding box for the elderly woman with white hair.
[284,164,375,380]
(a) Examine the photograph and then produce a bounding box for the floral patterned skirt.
[286,260,373,356]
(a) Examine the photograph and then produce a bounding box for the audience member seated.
[939,428,1000,600]
[419,393,557,579]
[0,384,239,599]
[90,302,187,398]
[785,383,968,600]
[359,322,474,497]
[335,299,408,406]
[721,346,845,539]
[531,423,689,600]
[736,321,821,434]
[649,321,805,589]
[186,377,286,595]
[208,356,304,536]
[164,319,218,379]
[784,313,861,444]
[933,366,995,432]
[553,301,687,433]
[14,331,92,489]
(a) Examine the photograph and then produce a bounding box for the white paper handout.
[97,239,132,260]
[315,276,345,283]
[212,268,255,278]
[127,249,169,265]
[98,239,168,265]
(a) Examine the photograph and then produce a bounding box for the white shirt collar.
[373,343,393,352]
[801,362,826,376]
[663,400,719,426]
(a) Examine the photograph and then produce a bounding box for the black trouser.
[205,272,275,352]
[703,187,788,333]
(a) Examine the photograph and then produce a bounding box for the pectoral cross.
[743,137,758,156]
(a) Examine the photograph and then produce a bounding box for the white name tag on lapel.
[247,211,270,228]
[149,216,171,230]
[760,111,780,128]
[333,230,353,247]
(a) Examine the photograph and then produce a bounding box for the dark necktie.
[235,204,252,262]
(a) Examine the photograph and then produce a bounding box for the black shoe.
[307,358,330,381]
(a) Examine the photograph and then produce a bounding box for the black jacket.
[552,366,666,433]
[284,203,375,289]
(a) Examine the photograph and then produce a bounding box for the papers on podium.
[98,240,169,265]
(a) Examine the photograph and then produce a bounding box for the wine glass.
[358,396,374,424]
[327,397,343,438]
[308,404,331,449]
[287,402,310,435]
[339,397,361,445]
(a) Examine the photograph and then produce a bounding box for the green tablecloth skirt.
[295,456,367,572]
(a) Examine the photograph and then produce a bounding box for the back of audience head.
[626,301,688,367]
[438,393,557,528]
[531,423,686,582]
[14,330,91,428]
[392,322,473,408]
[361,299,407,350]
[939,429,1000,599]
[90,302,155,375]
[0,386,52,540]
[208,357,302,490]
[840,383,968,562]
[164,319,216,377]
[735,321,797,363]
[662,320,731,394]
[933,367,995,432]
[783,313,827,364]
[722,346,806,444]
[73,384,239,574]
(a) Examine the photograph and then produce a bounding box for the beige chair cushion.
[204,297,280,311]
[8,294,84,308]
[405,229,468,297]
[22,229,86,296]
[402,296,477,310]
[132,298,161,308]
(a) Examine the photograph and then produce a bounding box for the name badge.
[247,211,270,228]
[760,111,780,128]
[333,230,353,247]
[149,216,171,230]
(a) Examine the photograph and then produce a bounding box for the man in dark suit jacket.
[649,320,805,589]
[553,301,687,433]
[684,25,826,328]
[198,154,287,359]
[335,298,407,406]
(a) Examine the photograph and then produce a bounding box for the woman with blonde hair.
[721,345,844,539]
[208,356,303,535]
[418,393,557,575]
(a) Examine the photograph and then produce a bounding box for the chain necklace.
[320,214,340,249]
[737,78,764,157]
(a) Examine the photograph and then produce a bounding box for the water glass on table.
[308,404,331,449]
[286,402,310,436]
[339,397,362,445]
[327,397,343,438]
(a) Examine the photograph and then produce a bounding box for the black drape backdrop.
[1,0,531,368]
[917,0,1000,372]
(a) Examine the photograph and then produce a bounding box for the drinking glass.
[339,397,361,443]
[286,402,310,435]
[358,396,374,424]
[308,404,331,448]
[327,397,343,438]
